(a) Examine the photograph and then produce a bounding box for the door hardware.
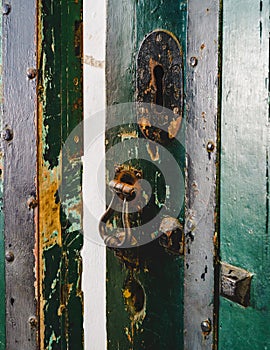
[220,262,253,307]
[137,29,184,144]
[99,165,142,249]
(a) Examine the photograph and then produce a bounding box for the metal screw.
[27,68,37,79]
[2,128,13,141]
[190,56,198,67]
[3,3,11,15]
[5,251,14,262]
[27,197,38,209]
[29,316,38,328]
[201,319,212,333]
[206,141,215,152]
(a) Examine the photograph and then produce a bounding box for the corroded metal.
[185,1,220,349]
[2,0,38,348]
[220,262,252,307]
[99,166,142,248]
[137,30,184,143]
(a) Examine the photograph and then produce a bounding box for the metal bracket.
[220,262,253,307]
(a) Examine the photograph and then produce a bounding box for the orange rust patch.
[168,116,182,139]
[37,89,62,349]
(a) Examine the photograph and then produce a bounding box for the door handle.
[99,165,184,255]
[99,165,142,249]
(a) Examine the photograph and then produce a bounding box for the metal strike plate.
[220,262,253,307]
[137,29,184,144]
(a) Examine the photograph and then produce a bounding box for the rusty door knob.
[99,166,142,248]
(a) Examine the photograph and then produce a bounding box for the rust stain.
[200,43,206,50]
[167,49,173,64]
[121,130,138,141]
[38,100,62,349]
[144,57,160,96]
[168,116,182,138]
[146,142,160,161]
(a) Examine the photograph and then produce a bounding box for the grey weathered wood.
[185,1,220,349]
[2,1,38,348]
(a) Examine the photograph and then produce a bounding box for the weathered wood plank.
[0,6,5,349]
[37,0,83,348]
[219,1,270,348]
[106,0,187,348]
[185,1,220,349]
[2,0,38,348]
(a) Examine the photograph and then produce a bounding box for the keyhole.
[154,65,164,112]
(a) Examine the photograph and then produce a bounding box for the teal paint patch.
[219,0,270,348]
[43,245,62,350]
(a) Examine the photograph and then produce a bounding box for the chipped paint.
[37,0,83,348]
[146,142,160,161]
[168,116,182,139]
[84,55,105,68]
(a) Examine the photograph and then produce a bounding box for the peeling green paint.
[106,0,187,348]
[38,0,83,348]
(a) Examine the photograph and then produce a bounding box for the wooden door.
[104,1,220,349]
[219,1,270,349]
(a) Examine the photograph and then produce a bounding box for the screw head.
[190,56,198,67]
[3,3,11,15]
[206,141,215,152]
[5,251,14,262]
[201,319,212,333]
[27,68,37,79]
[2,128,13,142]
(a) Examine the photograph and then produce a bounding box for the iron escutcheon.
[137,29,184,144]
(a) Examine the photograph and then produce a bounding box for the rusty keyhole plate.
[137,29,184,144]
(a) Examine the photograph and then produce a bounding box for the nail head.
[190,56,198,67]
[27,68,37,79]
[3,3,11,15]
[5,251,14,262]
[201,319,211,333]
[2,128,13,142]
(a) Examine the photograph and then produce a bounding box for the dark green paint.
[219,0,270,349]
[0,7,5,349]
[40,0,82,170]
[106,1,187,348]
[39,0,83,348]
